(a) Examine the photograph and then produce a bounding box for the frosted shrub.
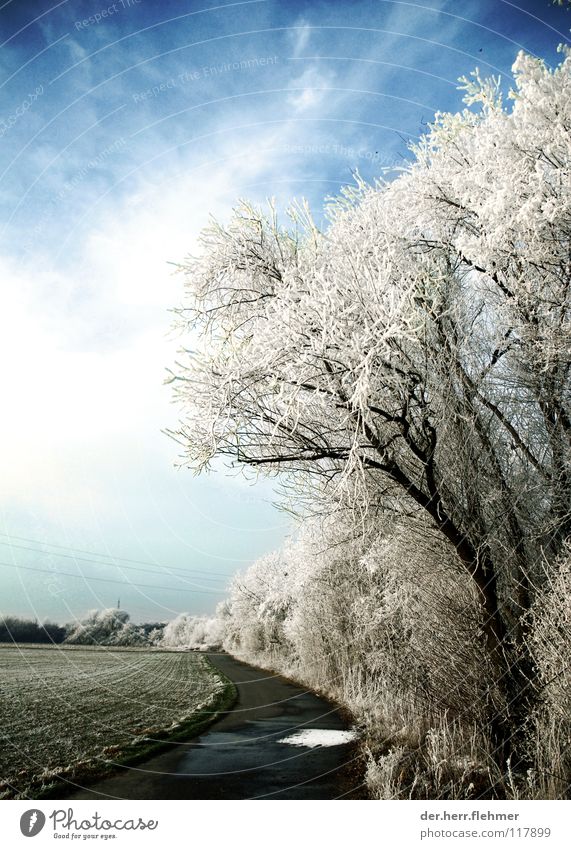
[223,511,491,788]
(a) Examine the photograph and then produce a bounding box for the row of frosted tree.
[0,610,167,646]
[0,607,228,648]
[211,514,571,799]
[168,45,571,798]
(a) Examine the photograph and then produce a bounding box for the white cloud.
[290,18,312,57]
[0,124,310,518]
[0,255,169,516]
[287,65,336,113]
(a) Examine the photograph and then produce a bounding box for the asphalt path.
[61,652,361,800]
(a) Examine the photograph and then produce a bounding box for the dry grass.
[364,716,498,800]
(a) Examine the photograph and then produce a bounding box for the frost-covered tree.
[160,611,225,650]
[169,48,571,772]
[219,550,294,660]
[65,608,147,646]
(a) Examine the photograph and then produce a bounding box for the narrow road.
[62,653,361,800]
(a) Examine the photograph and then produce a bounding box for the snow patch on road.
[277,729,358,748]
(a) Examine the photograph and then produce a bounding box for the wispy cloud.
[289,17,312,57]
[287,64,336,112]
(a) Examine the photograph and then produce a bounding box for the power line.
[0,533,234,577]
[0,535,234,580]
[0,560,226,596]
[0,541,229,586]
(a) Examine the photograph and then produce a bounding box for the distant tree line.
[0,612,168,646]
[0,616,66,644]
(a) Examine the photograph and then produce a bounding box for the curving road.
[61,652,362,800]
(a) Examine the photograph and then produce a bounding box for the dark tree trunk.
[471,553,537,781]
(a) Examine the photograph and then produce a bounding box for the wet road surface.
[61,652,360,800]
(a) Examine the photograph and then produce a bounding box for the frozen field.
[0,644,227,798]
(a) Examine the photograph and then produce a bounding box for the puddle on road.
[276,729,358,748]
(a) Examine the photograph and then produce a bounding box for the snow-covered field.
[0,644,226,799]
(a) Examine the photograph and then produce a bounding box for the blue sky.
[0,0,569,625]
